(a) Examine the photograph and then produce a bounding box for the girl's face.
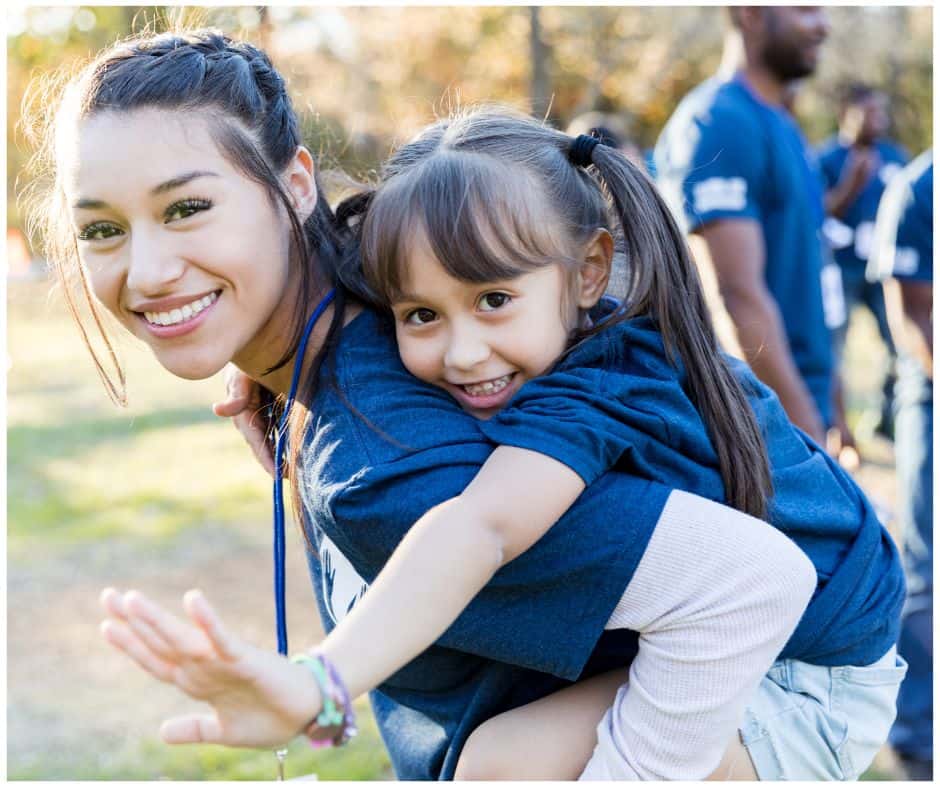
[64,108,297,382]
[390,230,581,419]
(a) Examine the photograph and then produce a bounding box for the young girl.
[228,105,904,780]
[27,30,902,780]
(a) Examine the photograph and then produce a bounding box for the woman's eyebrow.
[72,170,221,210]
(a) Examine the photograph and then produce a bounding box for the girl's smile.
[444,372,520,414]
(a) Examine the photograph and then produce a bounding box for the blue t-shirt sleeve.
[680,107,765,230]
[328,441,671,681]
[892,164,933,282]
[816,144,842,190]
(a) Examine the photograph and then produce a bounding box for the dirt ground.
[7,522,325,777]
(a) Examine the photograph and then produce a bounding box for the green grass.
[8,700,391,780]
[7,280,899,781]
[7,279,392,780]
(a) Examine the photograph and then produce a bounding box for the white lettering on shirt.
[692,177,747,213]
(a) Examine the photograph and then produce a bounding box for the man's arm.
[688,219,826,443]
[883,278,933,378]
[824,147,878,219]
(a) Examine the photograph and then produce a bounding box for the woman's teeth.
[462,375,512,397]
[144,292,217,326]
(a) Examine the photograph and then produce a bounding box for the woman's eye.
[404,308,437,326]
[77,222,123,241]
[479,292,511,311]
[164,198,212,224]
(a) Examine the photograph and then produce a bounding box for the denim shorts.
[741,647,908,780]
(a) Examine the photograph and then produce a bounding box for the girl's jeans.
[888,370,933,762]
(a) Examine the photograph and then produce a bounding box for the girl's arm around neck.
[317,446,586,701]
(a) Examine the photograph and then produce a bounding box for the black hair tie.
[568,134,601,167]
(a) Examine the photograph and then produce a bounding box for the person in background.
[655,7,835,446]
[869,150,933,782]
[566,111,645,171]
[818,84,908,458]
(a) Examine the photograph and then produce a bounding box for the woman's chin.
[151,351,227,381]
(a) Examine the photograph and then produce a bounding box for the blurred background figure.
[655,7,834,446]
[869,150,933,782]
[565,110,645,171]
[818,84,909,459]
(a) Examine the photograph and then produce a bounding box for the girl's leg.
[454,670,759,781]
[454,669,624,780]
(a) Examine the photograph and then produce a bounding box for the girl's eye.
[77,222,124,242]
[404,308,438,326]
[164,198,212,224]
[479,292,511,311]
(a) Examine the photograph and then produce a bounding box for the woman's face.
[64,108,296,381]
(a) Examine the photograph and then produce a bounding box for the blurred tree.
[8,6,932,239]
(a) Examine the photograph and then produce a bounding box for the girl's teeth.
[145,292,218,327]
[464,375,511,397]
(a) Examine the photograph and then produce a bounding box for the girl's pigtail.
[588,143,773,519]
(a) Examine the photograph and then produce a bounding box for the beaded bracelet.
[290,652,358,748]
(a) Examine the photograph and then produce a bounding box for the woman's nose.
[125,231,185,295]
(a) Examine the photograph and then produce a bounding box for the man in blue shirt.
[869,151,933,782]
[818,84,908,449]
[655,7,834,445]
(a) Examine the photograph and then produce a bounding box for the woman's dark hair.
[22,29,372,531]
[355,107,773,518]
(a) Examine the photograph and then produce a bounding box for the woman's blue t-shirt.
[480,302,905,667]
[299,307,670,779]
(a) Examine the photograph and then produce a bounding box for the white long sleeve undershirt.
[581,490,817,781]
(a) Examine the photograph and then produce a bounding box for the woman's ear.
[577,229,614,309]
[283,146,318,221]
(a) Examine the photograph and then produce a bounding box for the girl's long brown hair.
[353,106,773,518]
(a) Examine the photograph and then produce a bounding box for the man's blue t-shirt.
[480,303,904,668]
[868,151,933,402]
[654,75,834,425]
[816,137,908,279]
[299,308,671,779]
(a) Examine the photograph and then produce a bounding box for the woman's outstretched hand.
[213,364,276,478]
[99,587,321,748]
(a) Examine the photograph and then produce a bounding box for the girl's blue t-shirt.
[480,302,905,668]
[299,307,670,779]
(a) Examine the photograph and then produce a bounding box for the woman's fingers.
[212,364,255,417]
[160,713,224,745]
[183,589,242,662]
[233,409,276,477]
[100,618,177,683]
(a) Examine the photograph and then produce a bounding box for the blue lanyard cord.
[272,288,337,655]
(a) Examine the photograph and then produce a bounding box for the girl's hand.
[99,587,321,748]
[212,365,276,478]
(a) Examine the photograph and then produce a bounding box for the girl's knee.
[453,722,514,781]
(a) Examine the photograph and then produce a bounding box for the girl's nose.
[444,325,490,371]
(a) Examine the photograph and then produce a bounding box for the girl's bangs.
[366,152,575,303]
